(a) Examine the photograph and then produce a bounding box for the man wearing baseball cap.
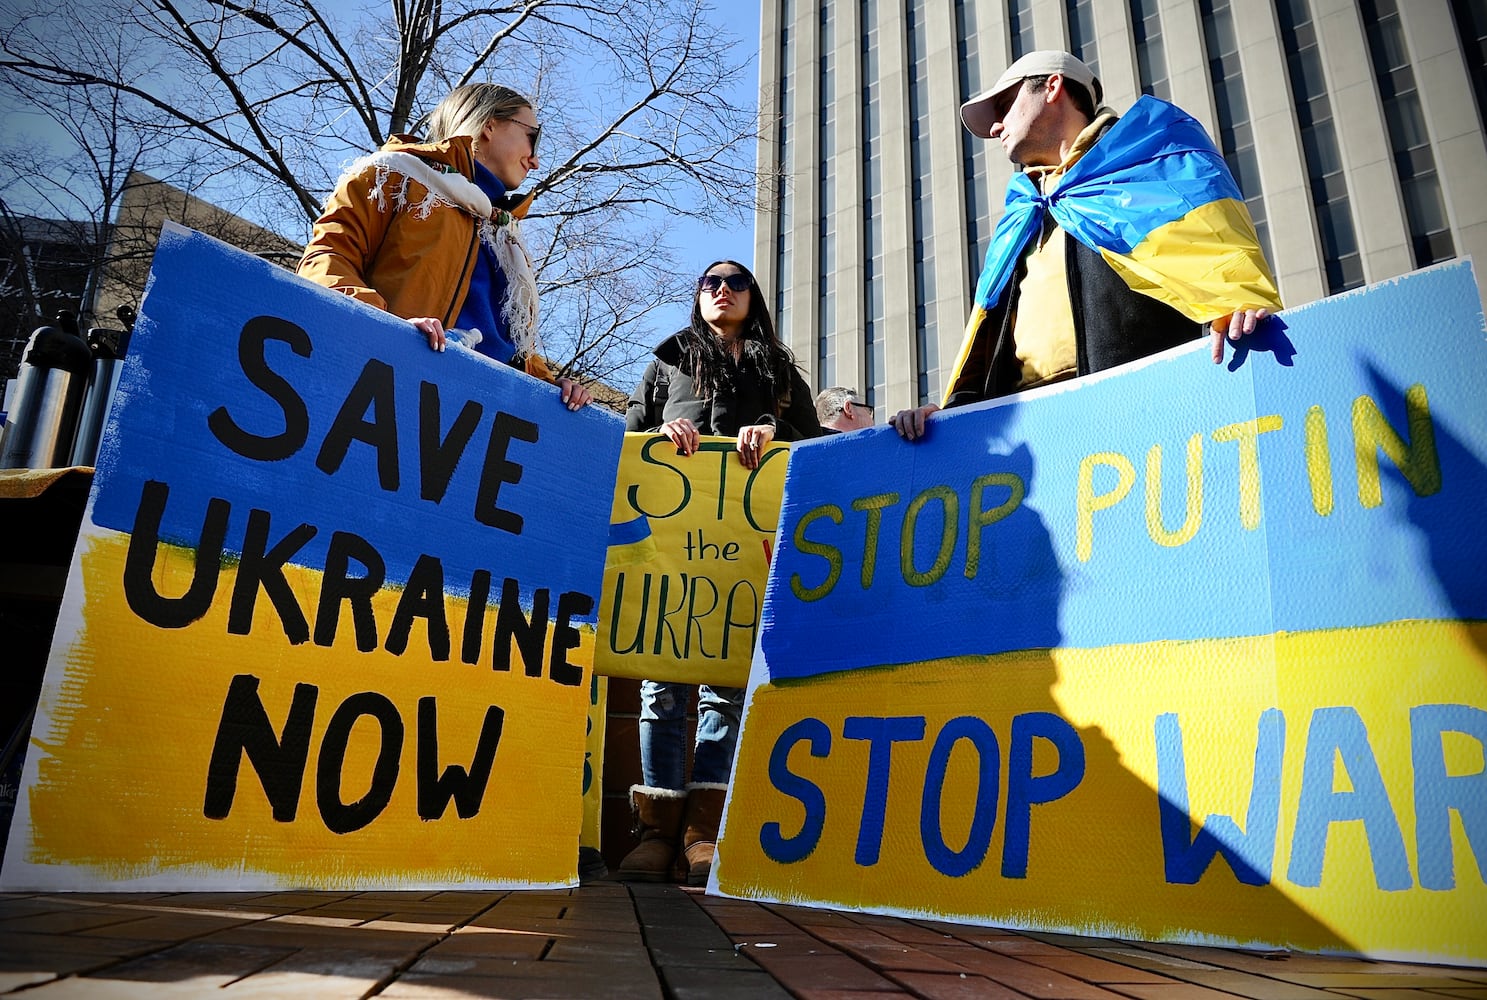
[892,51,1281,440]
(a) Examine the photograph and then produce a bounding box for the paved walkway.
[1,884,1483,998]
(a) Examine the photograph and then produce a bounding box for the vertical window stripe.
[1198,0,1272,262]
[1363,0,1455,267]
[1274,0,1363,292]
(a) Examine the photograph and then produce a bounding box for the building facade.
[1,172,300,386]
[753,0,1487,413]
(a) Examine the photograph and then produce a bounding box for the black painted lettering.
[313,531,386,651]
[207,316,312,462]
[419,380,483,503]
[203,674,318,822]
[461,569,492,665]
[493,577,548,675]
[123,480,228,629]
[474,412,538,534]
[316,358,400,491]
[550,591,592,686]
[316,692,402,835]
[416,697,505,820]
[385,554,450,660]
[228,507,315,643]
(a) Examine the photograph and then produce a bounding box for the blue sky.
[4,0,764,357]
[646,0,763,338]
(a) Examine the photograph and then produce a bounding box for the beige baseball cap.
[960,50,1103,137]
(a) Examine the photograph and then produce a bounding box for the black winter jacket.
[625,331,825,441]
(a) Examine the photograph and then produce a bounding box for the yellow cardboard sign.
[581,674,607,850]
[595,434,787,686]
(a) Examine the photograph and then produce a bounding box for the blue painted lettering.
[921,716,1000,877]
[1288,707,1411,890]
[760,717,832,864]
[1410,704,1487,890]
[842,715,927,866]
[1155,709,1283,885]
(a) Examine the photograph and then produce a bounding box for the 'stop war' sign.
[716,261,1487,966]
[2,225,624,890]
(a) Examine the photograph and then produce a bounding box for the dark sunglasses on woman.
[698,273,751,293]
[502,117,540,154]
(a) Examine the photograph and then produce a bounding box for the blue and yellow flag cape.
[945,96,1281,405]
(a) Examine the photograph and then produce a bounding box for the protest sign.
[715,262,1487,965]
[595,434,787,687]
[581,674,607,851]
[2,225,623,890]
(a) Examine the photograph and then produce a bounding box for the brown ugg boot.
[616,785,686,882]
[676,782,728,887]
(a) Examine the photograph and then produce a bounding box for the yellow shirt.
[1010,113,1118,390]
[1012,222,1077,389]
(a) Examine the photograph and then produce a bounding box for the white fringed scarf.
[337,150,542,361]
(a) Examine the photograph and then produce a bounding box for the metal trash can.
[68,306,136,468]
[0,312,92,470]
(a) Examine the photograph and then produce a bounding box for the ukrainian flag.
[606,514,658,567]
[946,96,1281,405]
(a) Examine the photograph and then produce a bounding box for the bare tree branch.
[0,0,762,385]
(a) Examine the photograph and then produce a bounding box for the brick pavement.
[1,884,1483,999]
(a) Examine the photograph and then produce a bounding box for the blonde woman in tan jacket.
[299,83,589,409]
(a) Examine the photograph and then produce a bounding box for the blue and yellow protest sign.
[594,434,787,687]
[1,225,623,890]
[715,262,1487,965]
[581,674,607,851]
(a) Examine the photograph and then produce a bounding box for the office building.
[753,0,1487,411]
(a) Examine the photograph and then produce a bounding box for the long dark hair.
[682,260,798,407]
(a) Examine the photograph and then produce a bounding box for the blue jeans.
[639,681,744,789]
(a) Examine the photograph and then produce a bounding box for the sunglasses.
[507,118,541,154]
[698,273,751,293]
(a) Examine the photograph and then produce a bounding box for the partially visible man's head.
[815,387,875,432]
[960,51,1102,166]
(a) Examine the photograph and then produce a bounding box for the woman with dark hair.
[626,260,823,469]
[298,82,590,409]
[618,259,823,885]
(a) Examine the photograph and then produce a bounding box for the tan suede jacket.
[297,134,549,379]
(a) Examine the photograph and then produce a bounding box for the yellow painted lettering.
[1145,434,1203,548]
[852,493,900,589]
[965,473,1025,579]
[1076,453,1135,563]
[790,504,843,602]
[1305,405,1333,516]
[900,486,958,587]
[1353,385,1440,508]
[1213,415,1283,530]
